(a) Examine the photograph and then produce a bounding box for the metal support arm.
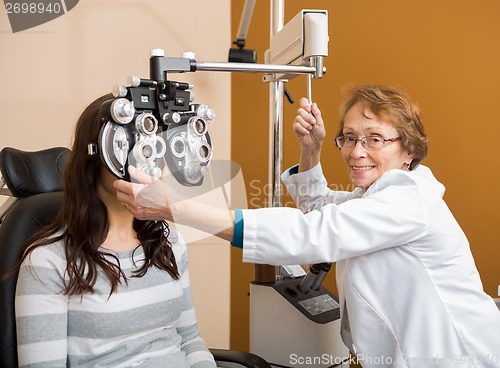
[148,51,324,82]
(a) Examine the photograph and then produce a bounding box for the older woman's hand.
[113,166,175,222]
[293,97,326,150]
[113,166,236,241]
[293,98,326,171]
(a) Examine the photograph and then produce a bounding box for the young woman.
[14,94,216,367]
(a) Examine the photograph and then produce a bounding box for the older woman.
[115,85,500,367]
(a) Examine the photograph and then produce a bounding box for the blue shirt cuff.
[231,209,244,249]
[289,165,299,175]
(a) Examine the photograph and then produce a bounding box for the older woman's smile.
[351,165,375,171]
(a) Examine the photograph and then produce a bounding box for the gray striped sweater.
[15,229,216,368]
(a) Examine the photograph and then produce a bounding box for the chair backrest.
[0,147,69,368]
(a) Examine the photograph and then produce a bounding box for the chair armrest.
[209,348,271,368]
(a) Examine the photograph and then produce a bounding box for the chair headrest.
[0,147,70,198]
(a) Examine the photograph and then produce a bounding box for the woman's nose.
[350,140,368,158]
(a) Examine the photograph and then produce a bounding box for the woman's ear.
[405,151,414,164]
[405,158,414,171]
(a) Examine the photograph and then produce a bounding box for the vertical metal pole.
[254,0,285,284]
[269,0,284,209]
[269,83,284,209]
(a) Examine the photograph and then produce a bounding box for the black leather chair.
[0,147,269,368]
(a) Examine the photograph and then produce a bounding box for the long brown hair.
[18,94,179,296]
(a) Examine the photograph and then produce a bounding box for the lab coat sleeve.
[242,169,429,265]
[281,163,364,212]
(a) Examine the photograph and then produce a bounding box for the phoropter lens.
[133,140,155,164]
[199,145,209,159]
[189,117,207,136]
[171,136,186,158]
[136,113,158,135]
[143,117,156,133]
[142,144,154,159]
[195,141,212,163]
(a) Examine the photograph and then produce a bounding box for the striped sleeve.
[15,243,69,368]
[173,240,216,368]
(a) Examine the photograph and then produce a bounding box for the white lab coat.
[241,164,500,368]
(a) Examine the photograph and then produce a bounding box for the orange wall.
[231,0,500,351]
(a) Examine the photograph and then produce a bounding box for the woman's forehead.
[344,105,397,133]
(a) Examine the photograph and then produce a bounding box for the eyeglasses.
[335,136,401,151]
